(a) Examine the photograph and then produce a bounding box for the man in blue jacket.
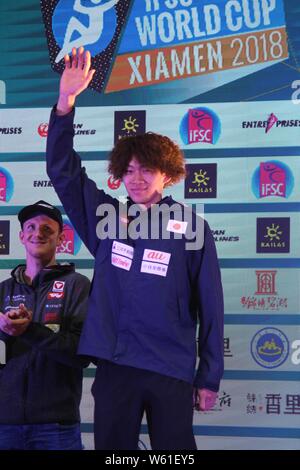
[0,200,90,450]
[46,47,224,450]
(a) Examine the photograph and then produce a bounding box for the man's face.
[19,215,64,260]
[122,158,169,208]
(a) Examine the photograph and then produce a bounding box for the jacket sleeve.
[46,106,118,257]
[0,331,9,343]
[0,286,9,343]
[193,221,224,392]
[0,332,8,369]
[20,275,91,368]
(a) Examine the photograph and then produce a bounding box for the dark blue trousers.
[92,361,197,450]
[0,423,82,450]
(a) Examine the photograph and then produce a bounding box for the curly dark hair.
[108,132,186,186]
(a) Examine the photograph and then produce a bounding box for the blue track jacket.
[46,107,224,392]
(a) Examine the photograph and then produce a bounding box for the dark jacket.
[0,263,90,424]
[46,107,224,392]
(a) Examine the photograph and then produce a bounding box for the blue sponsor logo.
[251,327,289,369]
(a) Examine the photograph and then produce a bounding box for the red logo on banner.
[107,176,121,190]
[38,123,49,137]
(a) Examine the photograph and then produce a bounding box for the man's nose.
[33,227,44,237]
[132,170,144,182]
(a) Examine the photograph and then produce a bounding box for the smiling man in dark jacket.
[45,47,224,451]
[0,200,90,450]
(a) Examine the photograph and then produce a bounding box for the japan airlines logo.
[38,123,49,137]
[107,176,121,190]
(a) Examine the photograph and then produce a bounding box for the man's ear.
[163,175,172,187]
[57,230,65,247]
[19,230,25,245]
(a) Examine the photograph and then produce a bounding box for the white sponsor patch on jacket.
[111,241,134,271]
[45,324,60,333]
[166,219,188,234]
[141,249,171,277]
[112,241,134,259]
[52,281,65,292]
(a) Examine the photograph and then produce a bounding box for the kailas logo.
[38,123,49,137]
[185,163,217,199]
[256,217,290,253]
[180,108,221,145]
[114,110,146,143]
[0,167,14,203]
[252,160,294,199]
[0,221,10,255]
[251,328,289,369]
[57,220,82,255]
[41,0,131,93]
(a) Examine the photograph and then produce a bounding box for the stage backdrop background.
[0,0,300,450]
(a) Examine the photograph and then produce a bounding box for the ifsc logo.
[251,160,294,199]
[41,0,131,93]
[56,219,82,255]
[180,108,221,145]
[0,167,14,203]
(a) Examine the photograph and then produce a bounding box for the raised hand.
[57,46,96,115]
